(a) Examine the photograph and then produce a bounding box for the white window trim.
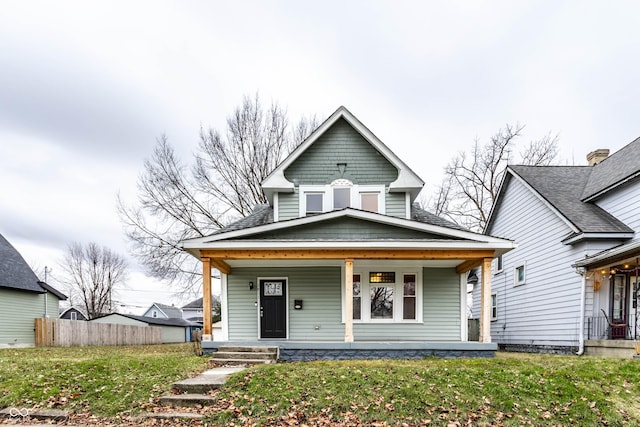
[70,311,77,321]
[341,268,422,323]
[514,262,526,286]
[299,184,385,216]
[491,292,498,321]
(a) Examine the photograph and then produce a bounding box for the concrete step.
[138,411,203,421]
[173,375,226,394]
[218,345,278,354]
[159,393,217,408]
[210,351,276,361]
[210,358,276,365]
[172,366,245,393]
[210,345,278,365]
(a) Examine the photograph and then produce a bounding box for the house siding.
[0,288,43,347]
[283,118,398,185]
[44,293,61,319]
[594,178,640,233]
[226,266,462,341]
[278,192,299,221]
[478,177,584,348]
[385,192,407,218]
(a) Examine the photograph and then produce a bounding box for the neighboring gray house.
[474,139,640,356]
[182,296,221,325]
[0,232,67,347]
[143,302,183,319]
[90,313,197,343]
[180,106,515,360]
[60,307,88,321]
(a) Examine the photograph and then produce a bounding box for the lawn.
[209,352,640,426]
[1,345,640,426]
[0,343,207,417]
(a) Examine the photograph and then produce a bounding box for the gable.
[262,106,424,203]
[233,216,464,241]
[284,118,398,185]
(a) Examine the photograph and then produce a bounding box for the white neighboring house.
[473,139,640,356]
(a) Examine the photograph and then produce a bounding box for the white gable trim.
[261,106,424,202]
[487,167,579,235]
[182,208,515,248]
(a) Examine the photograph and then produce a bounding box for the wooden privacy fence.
[35,318,162,347]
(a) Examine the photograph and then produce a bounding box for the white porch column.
[202,257,213,341]
[479,257,492,343]
[344,259,354,343]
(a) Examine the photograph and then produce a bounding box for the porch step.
[210,345,278,365]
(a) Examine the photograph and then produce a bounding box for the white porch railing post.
[345,259,354,343]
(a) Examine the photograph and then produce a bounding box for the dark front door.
[260,279,287,339]
[611,274,628,339]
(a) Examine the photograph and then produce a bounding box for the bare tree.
[118,94,318,291]
[59,242,128,319]
[427,124,559,232]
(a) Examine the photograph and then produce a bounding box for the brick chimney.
[587,149,610,166]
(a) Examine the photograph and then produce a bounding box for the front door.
[260,279,287,339]
[611,274,628,339]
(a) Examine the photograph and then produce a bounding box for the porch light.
[249,281,254,290]
[610,268,616,275]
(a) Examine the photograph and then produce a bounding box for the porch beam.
[202,257,213,341]
[200,249,495,260]
[479,257,492,343]
[211,258,232,275]
[455,258,484,274]
[344,259,354,343]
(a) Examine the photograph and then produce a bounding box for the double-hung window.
[305,192,324,215]
[514,263,526,286]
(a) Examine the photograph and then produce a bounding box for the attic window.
[305,193,323,214]
[333,187,351,209]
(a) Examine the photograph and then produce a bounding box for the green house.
[181,106,515,360]
[0,232,67,347]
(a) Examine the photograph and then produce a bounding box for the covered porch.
[575,240,640,355]
[196,248,501,359]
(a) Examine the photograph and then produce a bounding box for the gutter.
[576,267,587,356]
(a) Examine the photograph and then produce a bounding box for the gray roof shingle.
[152,302,183,318]
[582,136,640,201]
[208,203,468,238]
[510,165,633,234]
[0,232,45,293]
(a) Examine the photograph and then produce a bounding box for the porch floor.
[203,341,497,361]
[585,339,640,358]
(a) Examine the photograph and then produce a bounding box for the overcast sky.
[1,1,639,313]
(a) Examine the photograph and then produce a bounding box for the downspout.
[576,267,587,356]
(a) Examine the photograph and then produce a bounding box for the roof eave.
[562,232,636,245]
[581,171,640,202]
